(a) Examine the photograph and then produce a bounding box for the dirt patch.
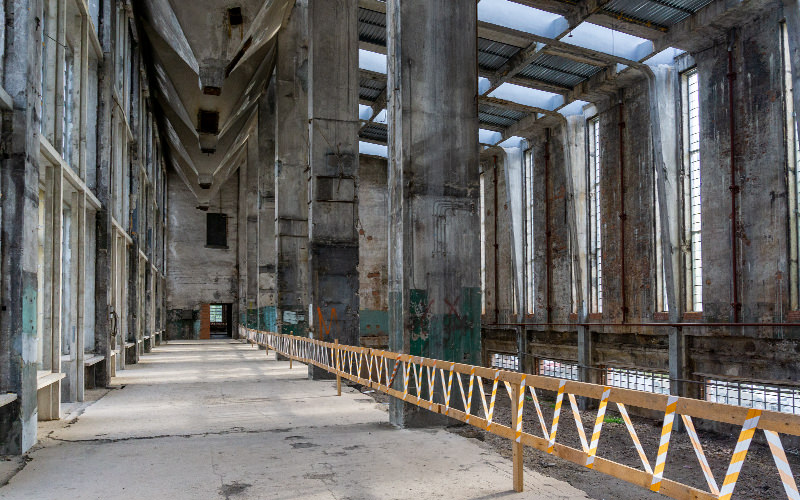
[353,380,800,499]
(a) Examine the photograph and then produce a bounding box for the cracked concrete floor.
[0,340,590,500]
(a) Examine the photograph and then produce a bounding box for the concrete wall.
[482,12,800,394]
[358,154,388,348]
[166,170,240,339]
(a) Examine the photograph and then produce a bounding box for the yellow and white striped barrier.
[241,328,800,500]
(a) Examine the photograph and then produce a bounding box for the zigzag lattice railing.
[240,327,800,500]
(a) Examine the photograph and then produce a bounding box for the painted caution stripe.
[611,405,649,473]
[441,364,455,415]
[486,371,500,429]
[387,355,402,389]
[650,394,679,492]
[680,415,719,495]
[568,393,589,453]
[718,408,761,500]
[547,380,567,454]
[426,366,436,410]
[528,386,549,438]
[515,376,526,443]
[585,386,611,469]
[764,429,800,500]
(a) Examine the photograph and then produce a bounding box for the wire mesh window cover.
[705,378,800,415]
[606,367,670,395]
[588,117,603,313]
[209,305,223,323]
[684,69,703,311]
[206,213,227,248]
[538,358,579,380]
[491,353,519,371]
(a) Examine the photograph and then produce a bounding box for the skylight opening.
[489,83,563,110]
[479,128,503,145]
[644,47,685,66]
[478,77,491,95]
[359,141,388,158]
[358,104,373,120]
[563,22,653,61]
[478,0,568,39]
[359,49,387,74]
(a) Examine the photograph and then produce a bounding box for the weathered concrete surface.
[358,155,388,347]
[307,0,360,379]
[387,0,481,426]
[275,0,310,338]
[0,341,589,500]
[166,170,239,339]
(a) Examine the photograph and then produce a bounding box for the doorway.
[209,303,232,338]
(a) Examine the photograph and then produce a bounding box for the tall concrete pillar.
[93,0,114,387]
[387,0,481,426]
[258,83,277,332]
[275,0,310,337]
[0,0,44,454]
[307,0,359,375]
[246,130,259,329]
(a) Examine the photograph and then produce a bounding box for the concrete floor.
[0,340,590,500]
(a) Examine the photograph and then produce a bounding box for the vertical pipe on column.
[618,93,627,323]
[727,31,741,323]
[544,130,552,324]
[493,156,500,323]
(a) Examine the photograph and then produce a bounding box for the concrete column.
[647,65,687,398]
[563,114,595,398]
[387,0,481,426]
[54,0,66,153]
[246,132,259,329]
[307,0,360,377]
[258,84,277,332]
[93,0,114,387]
[275,0,310,338]
[237,161,248,332]
[0,0,44,454]
[75,193,86,402]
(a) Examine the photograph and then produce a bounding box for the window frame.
[681,68,703,313]
[587,115,603,314]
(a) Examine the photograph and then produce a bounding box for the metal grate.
[491,353,519,371]
[606,367,670,395]
[588,117,603,313]
[684,69,703,312]
[705,378,800,415]
[538,358,579,380]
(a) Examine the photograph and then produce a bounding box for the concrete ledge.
[36,371,66,391]
[0,393,17,408]
[84,355,105,367]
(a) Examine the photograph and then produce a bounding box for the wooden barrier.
[240,327,800,500]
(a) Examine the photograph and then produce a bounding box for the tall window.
[524,150,535,315]
[782,22,800,309]
[209,304,223,323]
[683,69,703,312]
[206,213,228,248]
[588,117,602,313]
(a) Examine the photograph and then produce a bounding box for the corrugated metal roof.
[360,123,388,143]
[359,7,387,46]
[478,104,526,128]
[604,0,714,27]
[478,38,520,72]
[517,53,601,88]
[360,77,386,102]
